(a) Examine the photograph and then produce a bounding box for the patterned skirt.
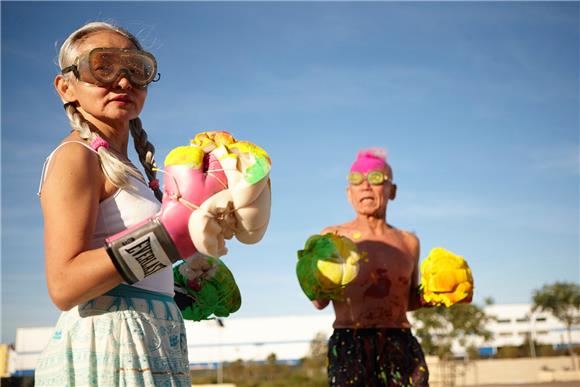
[34,284,191,386]
[328,328,429,387]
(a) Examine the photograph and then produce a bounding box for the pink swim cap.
[349,148,388,173]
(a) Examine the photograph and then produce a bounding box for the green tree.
[266,353,277,366]
[308,332,328,362]
[302,331,328,379]
[412,302,493,387]
[532,282,580,369]
[411,302,493,360]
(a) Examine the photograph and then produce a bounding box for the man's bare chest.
[346,241,414,294]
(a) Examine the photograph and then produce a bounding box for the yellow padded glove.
[420,247,474,307]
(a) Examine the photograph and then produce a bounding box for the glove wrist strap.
[105,217,180,284]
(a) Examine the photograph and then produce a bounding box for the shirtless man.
[314,149,429,387]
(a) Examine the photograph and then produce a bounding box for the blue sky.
[1,1,578,343]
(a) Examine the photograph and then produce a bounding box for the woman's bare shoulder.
[41,134,104,199]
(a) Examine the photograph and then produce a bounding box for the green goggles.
[61,48,159,88]
[348,170,389,186]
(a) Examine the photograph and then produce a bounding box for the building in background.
[479,304,579,357]
[7,327,53,377]
[0,344,11,377]
[186,314,334,368]
[4,304,580,375]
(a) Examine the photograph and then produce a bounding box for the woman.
[35,21,192,386]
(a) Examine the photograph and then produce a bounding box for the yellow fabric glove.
[420,247,474,307]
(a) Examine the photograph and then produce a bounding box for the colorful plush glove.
[105,134,228,284]
[186,131,272,257]
[420,247,474,307]
[296,233,362,301]
[173,253,241,321]
[163,131,270,320]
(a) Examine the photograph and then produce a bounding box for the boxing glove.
[420,247,474,307]
[173,253,242,321]
[105,142,228,284]
[296,233,362,301]
[188,133,272,257]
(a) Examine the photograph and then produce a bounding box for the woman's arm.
[40,143,123,310]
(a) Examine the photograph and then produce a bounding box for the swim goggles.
[61,48,160,88]
[348,170,388,186]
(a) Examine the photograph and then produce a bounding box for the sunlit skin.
[313,165,424,329]
[54,30,147,156]
[347,166,395,218]
[41,30,149,310]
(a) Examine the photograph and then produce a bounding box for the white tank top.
[39,141,173,296]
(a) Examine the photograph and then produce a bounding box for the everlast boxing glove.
[105,141,228,284]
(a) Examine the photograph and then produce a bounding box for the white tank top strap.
[37,140,97,196]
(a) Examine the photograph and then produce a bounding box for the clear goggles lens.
[348,171,388,186]
[63,48,158,87]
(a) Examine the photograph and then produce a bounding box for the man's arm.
[405,232,428,311]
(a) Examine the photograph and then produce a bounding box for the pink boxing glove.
[159,152,227,259]
[105,138,228,284]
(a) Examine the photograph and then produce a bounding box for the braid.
[64,104,143,188]
[130,118,163,201]
[64,103,93,140]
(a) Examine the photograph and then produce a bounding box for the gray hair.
[58,21,162,201]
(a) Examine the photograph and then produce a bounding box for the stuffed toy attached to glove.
[296,233,362,301]
[420,247,474,307]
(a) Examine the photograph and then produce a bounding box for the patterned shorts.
[328,328,429,387]
[35,284,191,386]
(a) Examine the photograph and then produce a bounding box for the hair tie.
[90,137,109,152]
[148,179,160,190]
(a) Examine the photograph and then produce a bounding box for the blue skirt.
[35,284,191,386]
